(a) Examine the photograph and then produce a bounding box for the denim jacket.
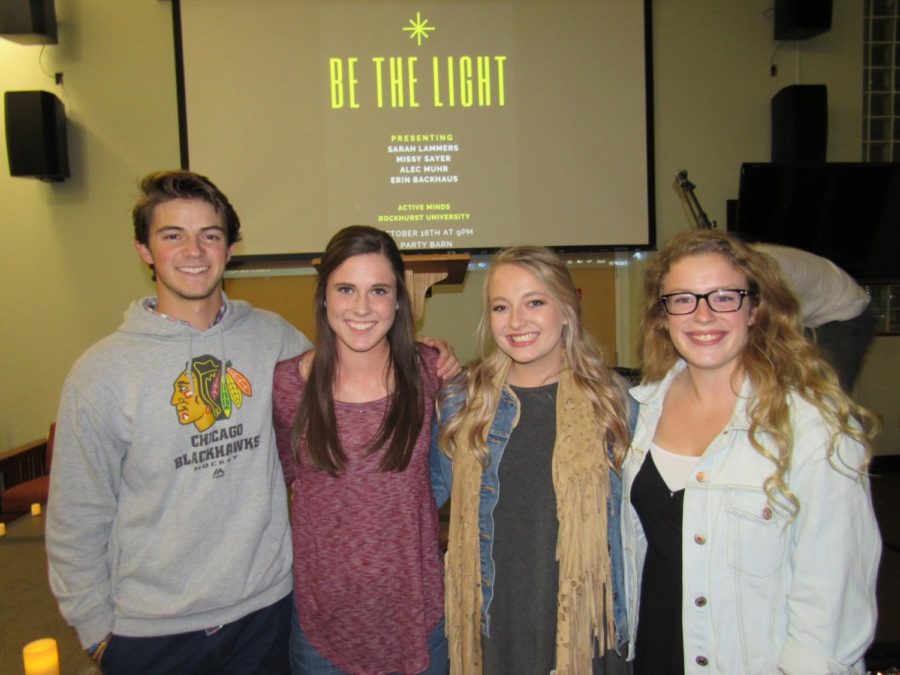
[430,384,630,650]
[622,361,881,674]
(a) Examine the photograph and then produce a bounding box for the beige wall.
[1,1,896,454]
[0,0,178,449]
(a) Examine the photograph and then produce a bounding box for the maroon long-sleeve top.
[272,346,444,674]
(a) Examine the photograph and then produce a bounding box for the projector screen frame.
[169,0,657,265]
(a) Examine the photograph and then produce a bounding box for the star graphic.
[403,11,435,46]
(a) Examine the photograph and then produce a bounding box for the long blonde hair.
[639,230,878,516]
[439,246,630,469]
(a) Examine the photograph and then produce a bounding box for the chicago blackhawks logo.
[170,355,253,431]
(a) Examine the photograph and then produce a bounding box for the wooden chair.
[0,423,55,515]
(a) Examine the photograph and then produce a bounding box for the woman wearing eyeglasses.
[622,229,881,674]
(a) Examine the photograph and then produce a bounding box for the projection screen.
[175,0,655,258]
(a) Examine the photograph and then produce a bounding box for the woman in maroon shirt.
[273,226,450,674]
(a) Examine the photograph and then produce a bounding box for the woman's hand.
[418,336,461,379]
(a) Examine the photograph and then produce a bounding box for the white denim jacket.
[621,361,881,674]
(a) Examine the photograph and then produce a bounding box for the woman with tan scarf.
[431,246,633,674]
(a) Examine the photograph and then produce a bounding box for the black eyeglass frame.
[659,289,756,315]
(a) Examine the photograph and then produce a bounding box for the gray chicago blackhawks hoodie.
[46,295,311,648]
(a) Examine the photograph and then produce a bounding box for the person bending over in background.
[751,242,876,391]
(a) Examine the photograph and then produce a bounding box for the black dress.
[630,452,685,675]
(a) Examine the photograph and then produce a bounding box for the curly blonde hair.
[639,230,877,516]
[439,246,630,469]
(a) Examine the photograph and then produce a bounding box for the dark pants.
[808,303,877,391]
[100,594,292,675]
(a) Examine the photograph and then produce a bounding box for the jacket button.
[696,655,708,666]
[762,506,773,520]
[695,471,707,483]
[694,595,707,607]
[693,533,706,545]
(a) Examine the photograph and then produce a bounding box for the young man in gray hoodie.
[45,170,309,673]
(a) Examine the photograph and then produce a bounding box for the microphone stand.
[676,169,716,230]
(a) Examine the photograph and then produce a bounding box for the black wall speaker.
[0,0,58,44]
[774,0,833,40]
[771,84,827,163]
[4,90,70,181]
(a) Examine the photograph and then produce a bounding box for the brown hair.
[292,226,424,475]
[132,170,241,246]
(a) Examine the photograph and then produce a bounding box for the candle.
[0,522,6,536]
[31,503,41,516]
[22,638,59,675]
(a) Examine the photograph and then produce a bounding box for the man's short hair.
[132,170,242,246]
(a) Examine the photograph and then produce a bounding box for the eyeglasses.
[660,289,755,315]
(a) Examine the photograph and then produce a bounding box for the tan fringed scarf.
[444,362,616,675]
